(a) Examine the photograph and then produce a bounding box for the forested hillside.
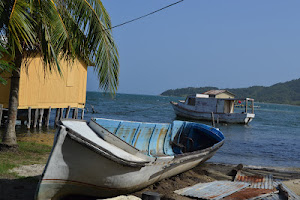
[161,79,300,105]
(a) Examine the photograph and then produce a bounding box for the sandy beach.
[2,162,300,200]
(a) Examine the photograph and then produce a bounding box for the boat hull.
[36,120,224,199]
[171,102,254,124]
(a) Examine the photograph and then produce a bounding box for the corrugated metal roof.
[222,188,275,200]
[259,194,281,200]
[234,171,274,190]
[203,90,235,97]
[204,90,227,95]
[174,181,250,200]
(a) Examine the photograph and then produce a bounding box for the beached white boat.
[171,94,255,124]
[35,118,224,199]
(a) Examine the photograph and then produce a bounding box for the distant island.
[161,78,300,106]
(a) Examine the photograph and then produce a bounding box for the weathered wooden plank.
[65,106,71,119]
[39,109,44,127]
[211,112,215,127]
[0,104,3,127]
[72,108,78,119]
[45,107,51,127]
[81,108,85,120]
[60,108,64,120]
[33,109,39,128]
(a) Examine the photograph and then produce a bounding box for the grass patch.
[0,141,52,177]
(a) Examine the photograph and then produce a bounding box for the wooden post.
[65,106,71,119]
[73,108,78,119]
[33,109,39,128]
[27,107,31,129]
[91,105,96,113]
[211,112,215,127]
[59,108,64,120]
[39,108,44,127]
[81,108,85,120]
[72,108,78,119]
[54,108,60,127]
[45,106,51,127]
[0,104,3,127]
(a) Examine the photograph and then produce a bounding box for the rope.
[108,0,185,30]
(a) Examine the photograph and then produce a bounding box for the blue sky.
[87,0,300,95]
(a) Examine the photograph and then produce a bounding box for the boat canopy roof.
[186,95,254,101]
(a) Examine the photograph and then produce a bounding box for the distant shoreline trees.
[160,78,300,105]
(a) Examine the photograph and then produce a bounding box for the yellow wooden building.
[0,55,88,109]
[0,55,88,127]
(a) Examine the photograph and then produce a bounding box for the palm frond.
[8,0,36,56]
[32,0,69,74]
[0,43,14,85]
[59,0,119,93]
[1,0,119,92]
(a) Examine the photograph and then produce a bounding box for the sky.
[86,0,300,95]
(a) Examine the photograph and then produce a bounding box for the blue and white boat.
[36,118,225,199]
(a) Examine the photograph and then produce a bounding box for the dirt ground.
[1,162,300,200]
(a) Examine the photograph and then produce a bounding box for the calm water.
[2,92,300,168]
[84,92,300,168]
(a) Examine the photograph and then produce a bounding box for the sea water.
[84,92,300,168]
[2,92,300,168]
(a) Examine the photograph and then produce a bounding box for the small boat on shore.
[171,94,255,124]
[35,118,224,199]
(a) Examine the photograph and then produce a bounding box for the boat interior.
[90,118,224,157]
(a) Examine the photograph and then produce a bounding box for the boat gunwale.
[172,139,224,159]
[59,119,225,167]
[149,142,224,180]
[90,118,142,152]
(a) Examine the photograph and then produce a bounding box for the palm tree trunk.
[0,50,22,151]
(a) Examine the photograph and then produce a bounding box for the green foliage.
[19,141,52,154]
[0,162,16,175]
[0,141,51,177]
[0,0,119,92]
[0,44,14,85]
[161,78,300,105]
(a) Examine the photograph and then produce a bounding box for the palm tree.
[0,0,119,151]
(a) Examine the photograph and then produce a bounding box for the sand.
[9,164,45,177]
[2,162,300,200]
[283,179,300,196]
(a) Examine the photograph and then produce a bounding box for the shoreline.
[2,162,300,200]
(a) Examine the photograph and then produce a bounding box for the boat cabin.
[184,94,254,114]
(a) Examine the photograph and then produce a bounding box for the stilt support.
[33,109,39,128]
[27,107,31,129]
[45,107,51,127]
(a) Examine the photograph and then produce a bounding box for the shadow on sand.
[0,176,40,200]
